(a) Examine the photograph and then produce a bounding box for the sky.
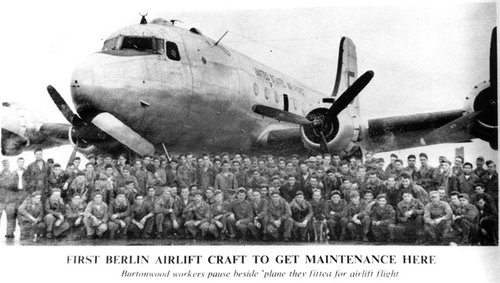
[0,0,498,163]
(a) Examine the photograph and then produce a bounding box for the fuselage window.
[264,87,270,100]
[274,90,280,103]
[166,41,181,61]
[121,37,164,54]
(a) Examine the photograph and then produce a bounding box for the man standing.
[280,175,302,203]
[131,159,148,195]
[364,171,384,197]
[456,162,480,195]
[473,156,487,179]
[177,155,197,187]
[453,156,465,177]
[404,155,418,178]
[1,160,17,238]
[48,163,69,200]
[197,154,215,192]
[25,148,50,198]
[214,161,238,197]
[481,160,498,207]
[415,153,435,192]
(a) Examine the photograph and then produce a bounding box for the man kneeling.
[108,191,131,239]
[183,190,210,239]
[128,194,154,239]
[83,192,108,239]
[370,194,396,242]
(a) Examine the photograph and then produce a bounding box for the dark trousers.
[327,217,348,239]
[424,219,452,242]
[227,216,256,239]
[347,215,371,239]
[395,215,424,242]
[127,218,153,238]
[266,218,293,241]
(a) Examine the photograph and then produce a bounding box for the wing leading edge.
[364,109,473,152]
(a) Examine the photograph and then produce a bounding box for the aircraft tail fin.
[332,37,358,97]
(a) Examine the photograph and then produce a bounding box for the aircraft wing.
[1,123,70,156]
[1,102,70,155]
[364,109,475,152]
[255,124,306,154]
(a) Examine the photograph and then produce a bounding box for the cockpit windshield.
[121,37,164,53]
[101,36,164,55]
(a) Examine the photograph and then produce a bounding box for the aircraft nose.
[70,55,102,117]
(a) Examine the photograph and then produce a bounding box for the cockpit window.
[102,37,119,51]
[120,36,164,53]
[166,41,181,61]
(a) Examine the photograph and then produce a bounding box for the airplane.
[1,16,497,160]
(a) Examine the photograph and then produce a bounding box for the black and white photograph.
[0,1,497,249]
[1,1,499,282]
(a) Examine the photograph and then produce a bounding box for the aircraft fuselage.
[70,21,336,155]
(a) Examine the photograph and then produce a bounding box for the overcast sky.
[0,0,497,162]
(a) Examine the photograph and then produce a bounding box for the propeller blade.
[327,70,374,118]
[47,85,78,124]
[91,112,155,156]
[67,140,79,167]
[252,104,312,125]
[319,130,329,152]
[420,110,483,145]
[490,27,497,91]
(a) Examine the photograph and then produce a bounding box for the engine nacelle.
[300,107,361,157]
[464,80,497,149]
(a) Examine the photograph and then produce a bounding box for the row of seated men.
[16,171,498,245]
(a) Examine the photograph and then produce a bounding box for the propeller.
[252,104,312,125]
[326,70,374,119]
[420,110,483,145]
[421,27,497,146]
[47,85,155,156]
[253,70,374,151]
[47,85,80,124]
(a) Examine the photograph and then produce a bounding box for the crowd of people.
[0,148,497,245]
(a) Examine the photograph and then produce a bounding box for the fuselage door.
[283,94,289,112]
